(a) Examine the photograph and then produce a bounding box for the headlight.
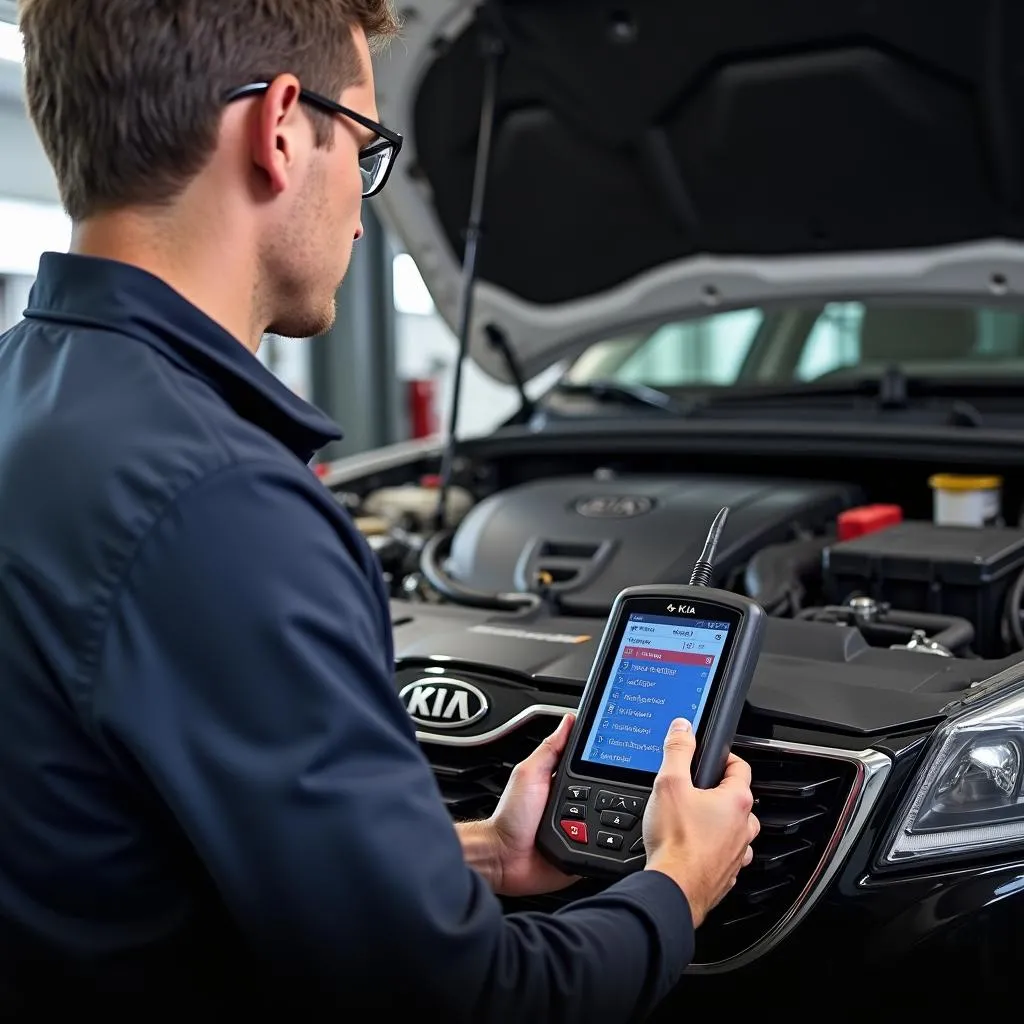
[884,679,1024,864]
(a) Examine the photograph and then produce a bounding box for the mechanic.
[0,1,759,1019]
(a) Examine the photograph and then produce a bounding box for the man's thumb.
[661,718,696,773]
[532,713,575,773]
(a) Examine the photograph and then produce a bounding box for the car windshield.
[561,301,1024,391]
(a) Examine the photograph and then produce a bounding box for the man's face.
[264,26,379,339]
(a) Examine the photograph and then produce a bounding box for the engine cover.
[445,475,861,613]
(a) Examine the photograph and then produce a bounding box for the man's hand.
[457,713,580,898]
[642,718,759,927]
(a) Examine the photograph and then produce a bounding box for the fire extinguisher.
[408,378,438,438]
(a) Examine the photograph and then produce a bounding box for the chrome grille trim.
[413,701,892,972]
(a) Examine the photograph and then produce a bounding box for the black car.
[326,0,1024,1008]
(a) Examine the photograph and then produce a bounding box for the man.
[0,1,759,1019]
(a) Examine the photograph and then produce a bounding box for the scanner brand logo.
[667,603,697,614]
[399,678,490,730]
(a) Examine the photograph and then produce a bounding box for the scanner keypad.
[557,785,646,859]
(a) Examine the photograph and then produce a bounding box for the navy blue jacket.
[0,253,694,1019]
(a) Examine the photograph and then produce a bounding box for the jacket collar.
[24,251,342,462]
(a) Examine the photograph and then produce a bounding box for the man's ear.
[248,74,305,196]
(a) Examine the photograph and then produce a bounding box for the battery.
[822,521,1024,657]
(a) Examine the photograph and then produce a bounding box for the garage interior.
[6,0,1024,1013]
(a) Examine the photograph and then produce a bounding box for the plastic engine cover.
[445,475,861,614]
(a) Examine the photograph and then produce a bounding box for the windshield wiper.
[554,369,998,426]
[553,379,680,414]
[681,370,897,410]
[677,368,988,425]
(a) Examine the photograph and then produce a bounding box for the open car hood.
[372,0,1024,385]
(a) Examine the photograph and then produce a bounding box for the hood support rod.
[434,13,506,532]
[485,322,532,420]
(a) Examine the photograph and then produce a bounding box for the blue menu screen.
[580,613,731,775]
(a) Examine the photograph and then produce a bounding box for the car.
[326,0,1024,1009]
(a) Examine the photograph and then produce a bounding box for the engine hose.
[743,536,829,615]
[419,530,541,614]
[1004,567,1024,651]
[881,609,974,651]
[798,604,974,651]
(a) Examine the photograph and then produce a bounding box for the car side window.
[795,302,865,380]
[976,309,1024,355]
[613,309,764,386]
[795,304,1024,380]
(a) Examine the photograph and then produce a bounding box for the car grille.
[419,716,859,967]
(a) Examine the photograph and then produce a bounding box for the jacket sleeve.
[89,460,695,1022]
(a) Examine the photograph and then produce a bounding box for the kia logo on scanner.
[399,678,490,729]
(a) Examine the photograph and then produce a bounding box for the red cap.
[837,504,903,542]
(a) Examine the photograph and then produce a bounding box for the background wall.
[0,14,68,332]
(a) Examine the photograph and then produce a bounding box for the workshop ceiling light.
[0,21,22,64]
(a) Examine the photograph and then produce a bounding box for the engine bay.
[335,458,1024,736]
[438,475,858,616]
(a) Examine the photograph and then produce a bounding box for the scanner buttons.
[559,787,646,851]
[559,820,588,844]
[559,785,592,844]
[599,810,637,830]
[596,790,645,816]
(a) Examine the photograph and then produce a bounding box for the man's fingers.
[659,719,696,780]
[721,752,752,787]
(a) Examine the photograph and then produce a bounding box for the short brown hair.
[18,0,400,221]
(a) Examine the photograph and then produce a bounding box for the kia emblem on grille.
[399,678,490,730]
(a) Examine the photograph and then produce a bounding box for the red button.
[559,819,588,844]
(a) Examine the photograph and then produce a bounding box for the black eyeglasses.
[224,82,403,198]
